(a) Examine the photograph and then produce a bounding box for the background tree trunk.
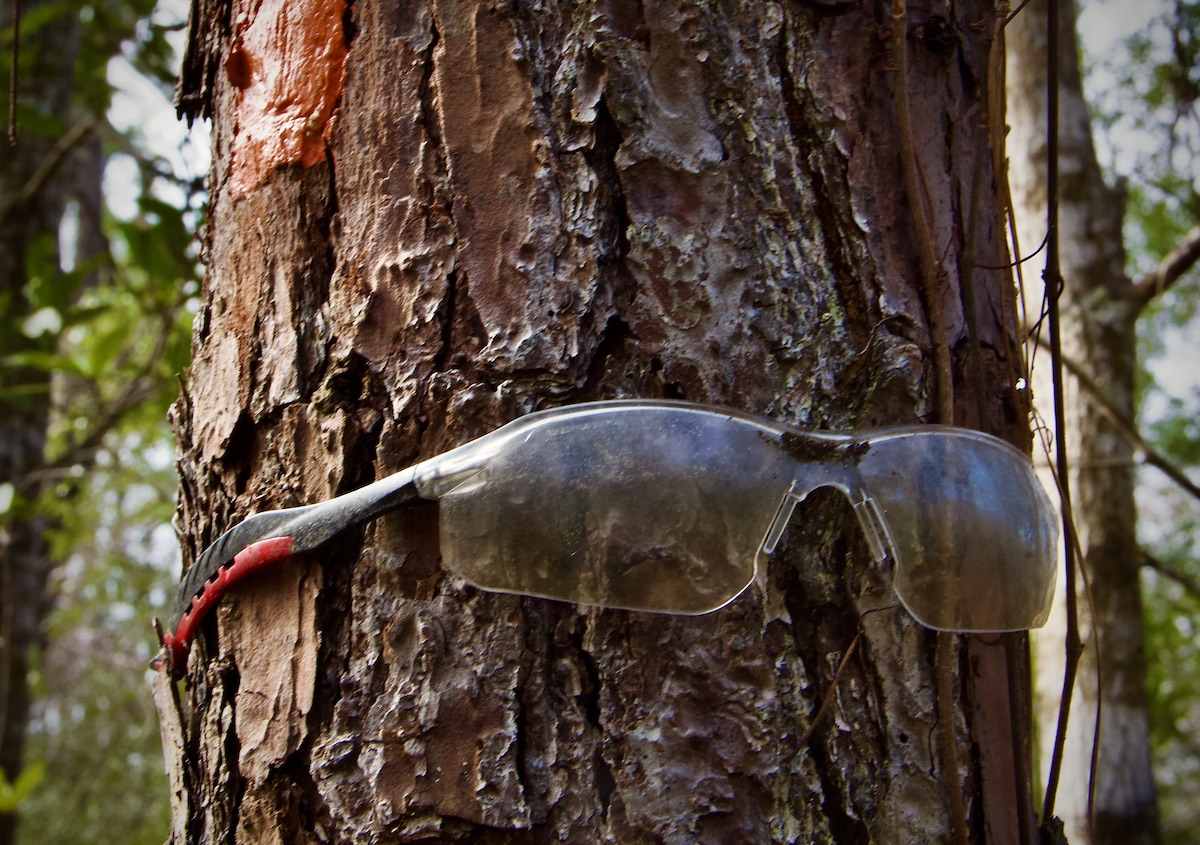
[167,0,1037,841]
[1007,1,1160,843]
[0,4,83,843]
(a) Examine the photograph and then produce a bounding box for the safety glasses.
[157,401,1058,677]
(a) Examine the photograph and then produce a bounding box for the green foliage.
[1,1,204,843]
[20,448,178,845]
[1148,392,1200,466]
[1143,525,1200,841]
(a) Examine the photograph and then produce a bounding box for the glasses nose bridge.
[760,459,889,559]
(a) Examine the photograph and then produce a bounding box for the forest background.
[0,0,1196,842]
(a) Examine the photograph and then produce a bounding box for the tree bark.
[167,0,1037,841]
[1006,2,1160,843]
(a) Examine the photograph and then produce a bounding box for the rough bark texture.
[1006,2,1160,843]
[0,4,82,843]
[168,0,1035,842]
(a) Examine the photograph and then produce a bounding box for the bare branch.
[0,116,98,226]
[1129,223,1200,309]
[1142,550,1200,602]
[1038,337,1200,505]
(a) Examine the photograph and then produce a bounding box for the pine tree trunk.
[166,0,1038,841]
[1006,1,1160,842]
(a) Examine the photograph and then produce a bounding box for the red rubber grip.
[160,535,295,677]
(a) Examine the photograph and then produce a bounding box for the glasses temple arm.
[155,465,421,678]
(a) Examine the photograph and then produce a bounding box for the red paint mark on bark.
[226,0,347,199]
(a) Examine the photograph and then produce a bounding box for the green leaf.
[0,761,46,813]
[0,350,85,378]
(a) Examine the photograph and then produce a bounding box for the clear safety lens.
[434,405,798,614]
[858,430,1058,632]
[429,401,1057,632]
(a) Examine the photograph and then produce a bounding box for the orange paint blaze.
[226,0,347,199]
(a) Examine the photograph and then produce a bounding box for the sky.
[105,0,210,221]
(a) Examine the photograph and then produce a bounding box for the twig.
[0,116,98,225]
[891,0,954,426]
[960,161,988,428]
[24,298,181,494]
[890,4,965,841]
[1142,551,1200,601]
[1031,413,1101,826]
[1036,336,1200,505]
[791,631,863,756]
[1005,0,1036,27]
[1040,0,1087,820]
[975,230,1049,272]
[937,632,970,844]
[0,536,11,773]
[8,0,17,144]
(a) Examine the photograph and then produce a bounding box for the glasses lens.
[434,405,796,613]
[858,430,1058,631]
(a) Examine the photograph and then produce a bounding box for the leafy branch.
[23,293,185,494]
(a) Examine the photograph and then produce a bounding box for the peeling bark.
[168,0,1037,841]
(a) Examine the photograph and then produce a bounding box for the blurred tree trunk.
[1007,1,1161,843]
[0,4,82,844]
[166,0,1040,841]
